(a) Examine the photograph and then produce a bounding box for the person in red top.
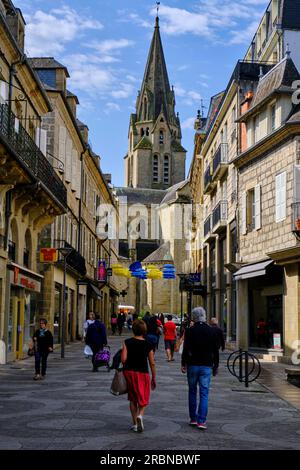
[163,315,177,362]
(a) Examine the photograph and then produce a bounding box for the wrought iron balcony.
[204,166,213,194]
[212,201,228,233]
[212,143,229,180]
[55,240,86,276]
[0,104,67,209]
[204,215,213,241]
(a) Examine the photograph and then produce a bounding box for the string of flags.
[111,262,176,280]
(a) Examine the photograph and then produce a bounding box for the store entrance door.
[16,298,25,360]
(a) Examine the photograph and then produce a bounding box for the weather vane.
[156,2,160,17]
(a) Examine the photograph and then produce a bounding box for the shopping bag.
[84,345,93,358]
[110,369,127,396]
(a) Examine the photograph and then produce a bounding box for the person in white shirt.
[83,312,95,338]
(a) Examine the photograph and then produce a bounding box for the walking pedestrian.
[121,320,156,433]
[83,312,95,339]
[32,318,53,381]
[85,314,107,372]
[181,307,219,430]
[117,312,126,336]
[163,314,177,362]
[209,317,225,351]
[146,315,160,352]
[111,313,117,335]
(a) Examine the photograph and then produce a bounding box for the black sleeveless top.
[123,337,152,373]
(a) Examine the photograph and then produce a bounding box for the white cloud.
[182,117,196,130]
[105,102,121,114]
[86,39,135,55]
[174,84,202,106]
[23,6,103,56]
[229,20,259,44]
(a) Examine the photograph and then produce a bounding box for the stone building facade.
[0,1,67,363]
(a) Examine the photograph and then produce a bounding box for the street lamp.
[58,246,74,359]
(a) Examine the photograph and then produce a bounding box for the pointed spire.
[136,11,175,124]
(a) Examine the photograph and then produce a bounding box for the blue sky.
[16,0,268,186]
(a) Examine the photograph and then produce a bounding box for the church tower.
[125,16,186,190]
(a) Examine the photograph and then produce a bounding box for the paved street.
[1,334,300,451]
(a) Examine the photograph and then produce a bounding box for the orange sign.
[40,248,58,263]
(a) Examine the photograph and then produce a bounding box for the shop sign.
[10,269,41,293]
[40,248,58,263]
[273,334,281,350]
[97,260,107,282]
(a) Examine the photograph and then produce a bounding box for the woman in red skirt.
[121,319,156,433]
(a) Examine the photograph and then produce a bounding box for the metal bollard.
[245,351,249,388]
[239,348,243,382]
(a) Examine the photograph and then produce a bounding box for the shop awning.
[89,283,103,299]
[234,260,273,281]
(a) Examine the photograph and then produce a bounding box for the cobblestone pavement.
[0,333,300,450]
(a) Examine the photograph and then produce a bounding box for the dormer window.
[159,130,164,145]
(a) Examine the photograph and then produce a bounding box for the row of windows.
[153,155,170,184]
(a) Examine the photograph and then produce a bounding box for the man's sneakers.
[136,415,144,433]
[33,374,40,380]
[189,420,198,427]
[197,422,207,430]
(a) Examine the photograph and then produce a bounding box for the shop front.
[6,264,43,362]
[235,260,284,353]
[53,267,77,345]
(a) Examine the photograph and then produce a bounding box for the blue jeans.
[187,366,212,424]
[35,351,49,376]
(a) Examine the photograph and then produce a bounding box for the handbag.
[95,346,111,363]
[110,369,128,396]
[27,339,36,357]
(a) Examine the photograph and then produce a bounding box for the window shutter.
[71,149,77,191]
[276,172,286,222]
[254,185,261,230]
[295,165,300,202]
[40,129,47,156]
[241,191,247,235]
[0,81,8,103]
[59,126,66,170]
[65,137,72,182]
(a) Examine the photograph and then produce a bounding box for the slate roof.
[160,180,190,206]
[115,187,166,205]
[28,57,70,77]
[251,57,300,109]
[143,242,173,263]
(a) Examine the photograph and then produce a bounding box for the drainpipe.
[76,148,86,339]
[4,189,12,251]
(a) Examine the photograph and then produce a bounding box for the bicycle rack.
[227,349,261,388]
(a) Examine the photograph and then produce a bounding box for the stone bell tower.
[124,16,186,190]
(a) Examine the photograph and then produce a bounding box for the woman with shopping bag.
[121,320,156,433]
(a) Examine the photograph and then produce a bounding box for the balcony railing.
[212,201,228,231]
[0,104,67,209]
[55,240,86,276]
[204,215,212,238]
[204,166,212,192]
[8,240,16,261]
[212,143,229,178]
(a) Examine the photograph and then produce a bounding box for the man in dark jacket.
[86,314,107,371]
[33,318,53,380]
[182,307,219,430]
[210,317,225,351]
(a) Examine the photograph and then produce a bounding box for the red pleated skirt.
[123,370,150,407]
